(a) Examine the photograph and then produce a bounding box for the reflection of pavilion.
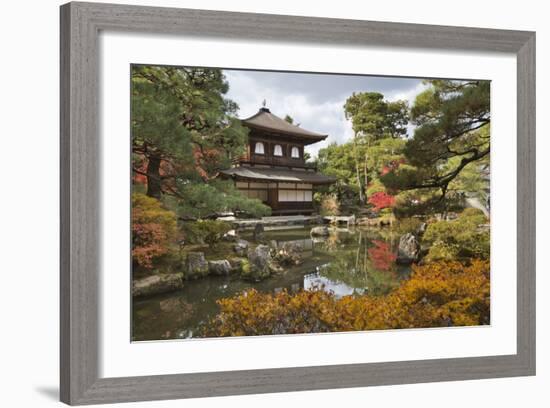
[269,235,324,294]
[303,270,364,297]
[269,234,366,297]
[272,237,313,255]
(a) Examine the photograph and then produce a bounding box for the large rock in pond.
[233,239,249,256]
[242,244,272,281]
[208,260,232,276]
[310,226,330,237]
[396,233,421,265]
[185,252,209,279]
[132,273,183,298]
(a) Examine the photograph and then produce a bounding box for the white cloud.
[386,81,429,104]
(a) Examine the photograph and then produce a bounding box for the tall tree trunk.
[353,133,365,205]
[356,164,364,205]
[364,152,368,201]
[146,155,162,199]
[364,140,370,203]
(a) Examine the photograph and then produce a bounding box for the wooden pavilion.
[220,107,336,215]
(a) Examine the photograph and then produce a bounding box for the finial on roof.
[259,99,270,113]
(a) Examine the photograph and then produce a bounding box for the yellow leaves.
[206,259,490,337]
[320,194,340,216]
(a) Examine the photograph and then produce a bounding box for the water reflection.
[133,227,411,341]
[304,268,366,297]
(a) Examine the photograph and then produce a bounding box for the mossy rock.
[208,260,232,276]
[185,252,209,280]
[242,245,271,281]
[132,273,184,298]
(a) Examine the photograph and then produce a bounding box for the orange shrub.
[132,193,177,268]
[206,260,490,336]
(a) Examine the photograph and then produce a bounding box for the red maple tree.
[368,191,396,212]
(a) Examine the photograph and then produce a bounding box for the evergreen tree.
[382,80,490,200]
[343,92,409,203]
[131,65,270,217]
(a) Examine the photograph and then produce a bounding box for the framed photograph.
[60,1,535,405]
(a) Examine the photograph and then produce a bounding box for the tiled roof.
[242,108,328,142]
[220,166,336,185]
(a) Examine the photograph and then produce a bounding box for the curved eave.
[219,167,337,185]
[244,123,328,145]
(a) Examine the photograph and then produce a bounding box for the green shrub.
[177,181,271,219]
[395,217,423,235]
[182,220,232,246]
[423,209,489,262]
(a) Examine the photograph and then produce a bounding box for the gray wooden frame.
[60,1,536,405]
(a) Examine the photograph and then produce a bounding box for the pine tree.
[131,65,270,217]
[382,80,490,200]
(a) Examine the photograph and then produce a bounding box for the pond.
[132,227,412,341]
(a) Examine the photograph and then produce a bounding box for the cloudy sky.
[224,69,428,157]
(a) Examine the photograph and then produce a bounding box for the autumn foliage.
[131,193,177,269]
[368,191,396,212]
[206,260,490,336]
[368,240,397,271]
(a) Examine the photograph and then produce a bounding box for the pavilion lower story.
[219,166,336,216]
[236,180,315,215]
